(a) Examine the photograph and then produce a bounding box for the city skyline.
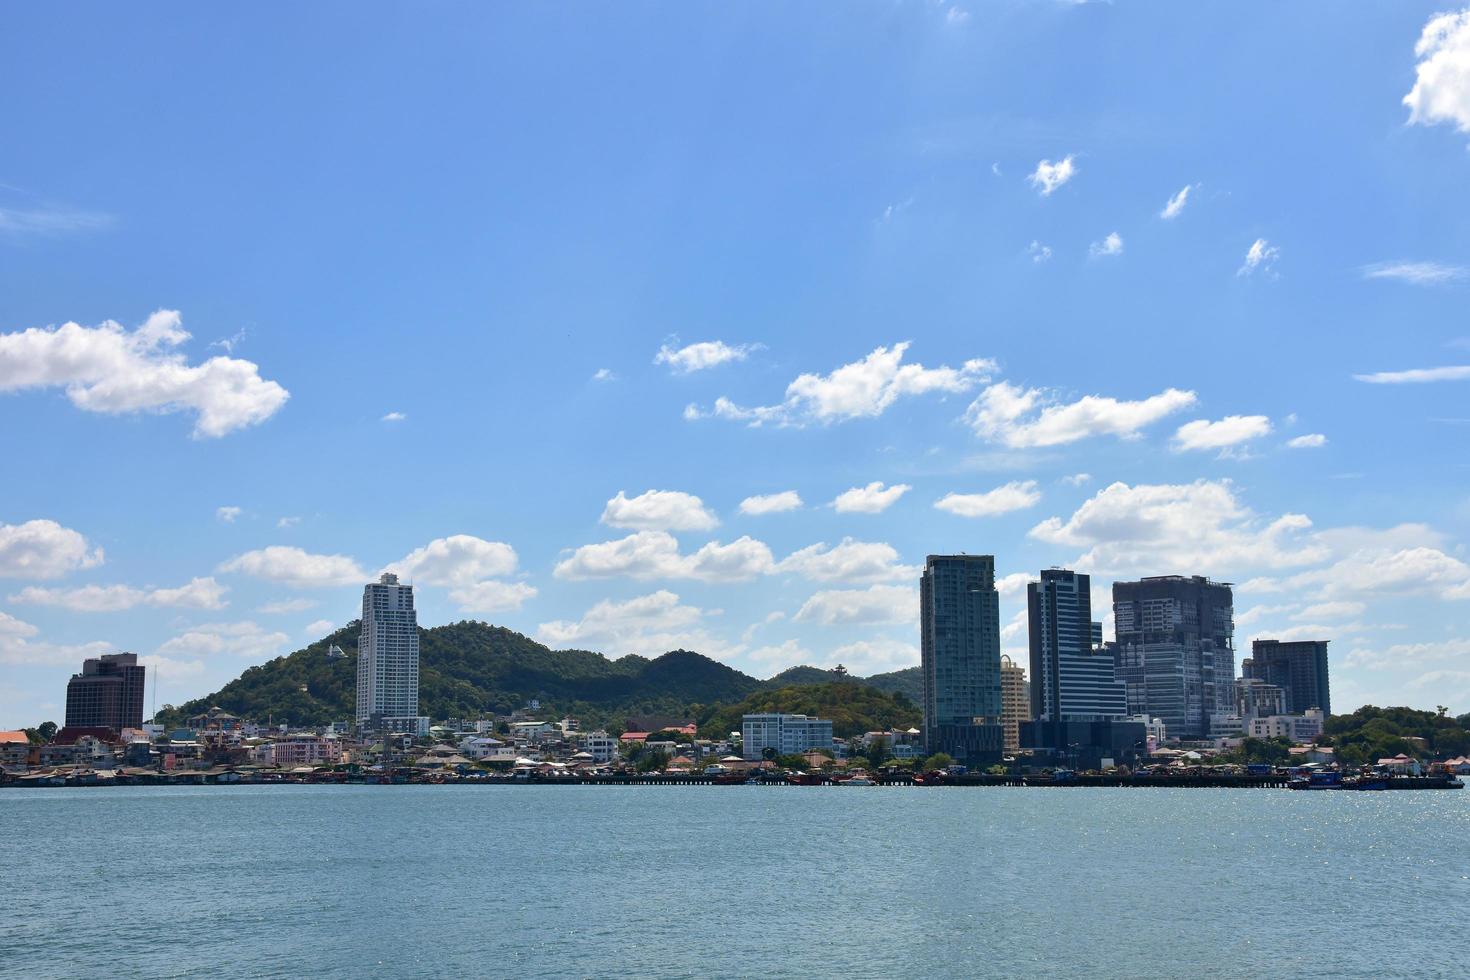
[5,3,1470,727]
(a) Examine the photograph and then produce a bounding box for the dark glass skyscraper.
[920,554,1003,764]
[1028,569,1127,724]
[1242,639,1330,716]
[64,652,146,732]
[1112,575,1235,740]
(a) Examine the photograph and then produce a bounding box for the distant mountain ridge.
[157,620,921,732]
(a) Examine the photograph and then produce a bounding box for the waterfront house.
[1440,756,1470,775]
[1376,754,1423,775]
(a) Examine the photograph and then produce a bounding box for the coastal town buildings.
[355,573,428,735]
[741,713,834,760]
[1248,709,1325,743]
[1112,576,1236,741]
[999,656,1029,755]
[64,653,146,733]
[920,554,1004,765]
[1243,640,1331,716]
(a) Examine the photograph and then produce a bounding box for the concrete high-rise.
[1242,639,1330,716]
[64,653,145,732]
[1028,570,1127,725]
[999,655,1030,756]
[1112,575,1236,740]
[356,573,426,733]
[920,554,1004,764]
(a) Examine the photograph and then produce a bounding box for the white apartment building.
[581,731,619,763]
[741,713,834,760]
[356,573,427,733]
[1248,709,1324,743]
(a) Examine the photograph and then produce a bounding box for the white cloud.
[747,638,817,669]
[216,506,242,523]
[1160,184,1194,220]
[592,367,617,382]
[380,411,406,422]
[0,310,288,438]
[653,340,762,374]
[1348,638,1470,670]
[1293,601,1366,621]
[1354,365,1470,384]
[934,480,1041,518]
[0,204,113,237]
[157,620,288,660]
[1000,608,1029,644]
[258,597,317,614]
[0,519,104,580]
[448,579,539,613]
[1029,479,1325,576]
[1028,155,1077,196]
[601,490,719,532]
[304,619,335,636]
[0,611,38,639]
[1062,473,1092,486]
[219,546,367,588]
[794,585,916,626]
[136,654,205,681]
[1282,546,1470,604]
[384,535,519,586]
[276,516,301,529]
[1404,9,1470,134]
[945,5,970,25]
[833,481,911,514]
[1172,415,1273,453]
[1089,232,1123,258]
[1286,433,1327,449]
[995,572,1031,597]
[1238,238,1280,277]
[1361,261,1468,285]
[11,576,227,612]
[778,538,916,584]
[553,531,774,583]
[536,590,727,658]
[738,491,803,515]
[965,381,1197,448]
[691,342,994,427]
[1028,241,1053,263]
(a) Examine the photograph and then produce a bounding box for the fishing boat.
[1289,770,1343,790]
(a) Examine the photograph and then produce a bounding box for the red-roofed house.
[0,730,29,745]
[619,732,651,744]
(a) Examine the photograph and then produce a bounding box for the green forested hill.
[696,681,921,739]
[156,621,921,732]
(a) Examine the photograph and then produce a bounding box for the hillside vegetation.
[696,681,921,739]
[156,621,920,734]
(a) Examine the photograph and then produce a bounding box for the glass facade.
[920,554,1003,764]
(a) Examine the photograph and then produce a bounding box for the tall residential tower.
[1242,639,1330,716]
[64,653,145,732]
[1112,575,1235,740]
[919,554,1004,765]
[356,573,426,734]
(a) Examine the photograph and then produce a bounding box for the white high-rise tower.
[356,572,426,734]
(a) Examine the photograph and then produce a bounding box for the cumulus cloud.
[384,535,518,586]
[0,310,288,437]
[553,531,774,583]
[258,597,317,614]
[1029,479,1325,576]
[778,538,916,584]
[592,367,617,382]
[1160,184,1195,220]
[1062,473,1092,486]
[1028,241,1053,263]
[380,411,406,422]
[965,381,1196,448]
[738,491,803,515]
[1361,261,1468,285]
[304,619,335,636]
[689,342,994,427]
[945,5,970,25]
[219,546,367,588]
[995,572,1031,597]
[601,490,719,532]
[537,590,728,658]
[1286,433,1327,449]
[157,620,288,660]
[825,637,920,675]
[654,340,763,374]
[276,516,301,529]
[1172,415,1273,453]
[0,519,104,580]
[833,481,911,514]
[794,584,917,626]
[1354,365,1470,384]
[216,506,242,523]
[1271,546,1470,604]
[934,480,1041,518]
[1028,155,1077,196]
[447,579,538,613]
[1403,9,1470,134]
[11,576,227,612]
[1238,238,1280,277]
[1089,232,1123,258]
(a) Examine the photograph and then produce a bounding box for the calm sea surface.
[2,784,1467,979]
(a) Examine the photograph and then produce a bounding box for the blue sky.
[4,2,1470,727]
